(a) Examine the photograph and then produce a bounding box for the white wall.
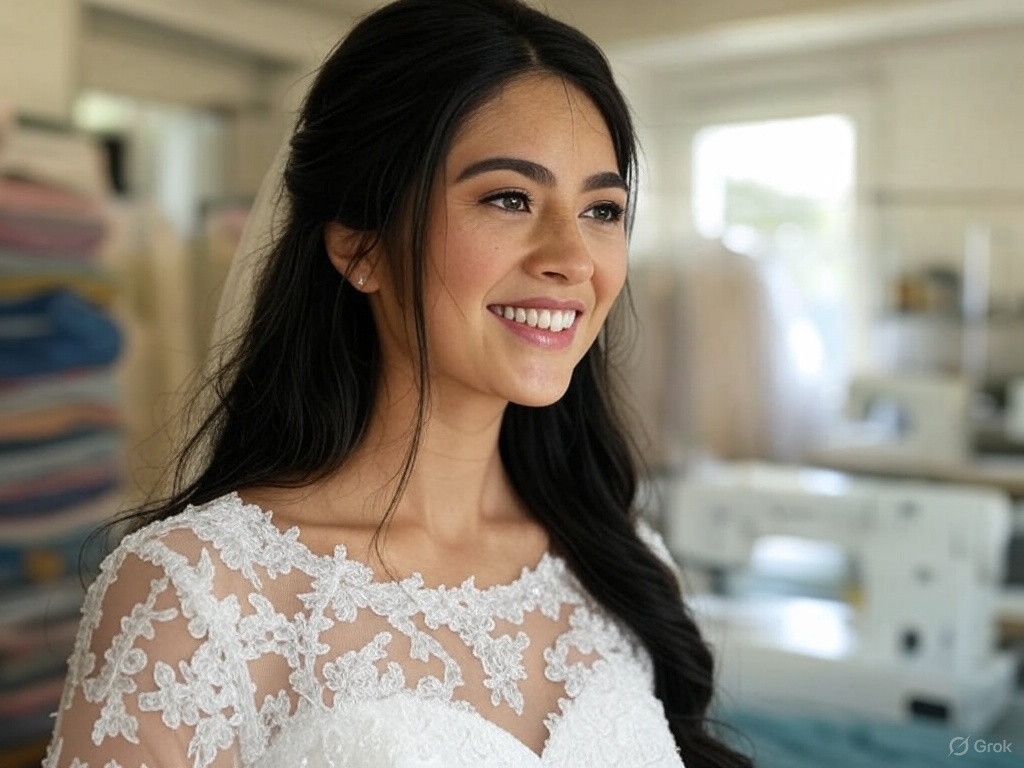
[874,27,1024,312]
[0,0,81,120]
[79,10,266,110]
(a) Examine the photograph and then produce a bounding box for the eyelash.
[482,189,532,213]
[585,202,625,224]
[481,190,626,224]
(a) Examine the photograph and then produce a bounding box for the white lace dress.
[44,493,686,768]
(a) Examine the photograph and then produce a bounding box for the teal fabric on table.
[722,708,1020,767]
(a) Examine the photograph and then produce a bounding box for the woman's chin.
[506,379,573,408]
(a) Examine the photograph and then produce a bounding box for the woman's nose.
[526,215,594,284]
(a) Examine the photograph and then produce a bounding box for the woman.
[46,0,752,766]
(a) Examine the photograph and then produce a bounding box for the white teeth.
[491,305,577,332]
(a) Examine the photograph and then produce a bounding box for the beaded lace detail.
[45,493,685,767]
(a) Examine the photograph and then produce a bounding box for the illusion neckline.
[217,490,567,596]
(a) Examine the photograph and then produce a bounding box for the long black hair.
[124,1,751,765]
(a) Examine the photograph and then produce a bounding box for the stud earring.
[355,274,367,288]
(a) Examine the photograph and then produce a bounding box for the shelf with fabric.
[0,113,124,761]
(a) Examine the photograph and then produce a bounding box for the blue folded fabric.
[722,707,1020,767]
[0,290,121,377]
[0,424,119,453]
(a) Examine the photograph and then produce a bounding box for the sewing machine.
[826,373,973,462]
[663,461,1017,732]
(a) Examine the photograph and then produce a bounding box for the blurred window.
[74,91,227,239]
[692,115,856,403]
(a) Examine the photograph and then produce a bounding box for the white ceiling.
[247,0,991,49]
[254,0,895,48]
[248,0,1024,62]
[87,0,1024,73]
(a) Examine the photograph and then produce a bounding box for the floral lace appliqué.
[46,493,685,768]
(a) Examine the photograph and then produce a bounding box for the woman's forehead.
[447,74,616,168]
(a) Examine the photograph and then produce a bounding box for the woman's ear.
[324,222,380,292]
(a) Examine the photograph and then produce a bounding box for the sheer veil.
[208,135,291,367]
[177,135,291,483]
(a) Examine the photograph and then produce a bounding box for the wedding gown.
[44,493,687,767]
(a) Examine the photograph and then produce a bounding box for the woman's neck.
[348,381,523,538]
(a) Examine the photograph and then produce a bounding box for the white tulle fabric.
[45,493,685,768]
[208,136,288,365]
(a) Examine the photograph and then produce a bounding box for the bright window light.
[692,114,856,401]
[694,115,854,240]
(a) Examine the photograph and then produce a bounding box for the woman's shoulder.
[49,493,284,768]
[117,490,257,547]
[110,491,296,573]
[83,491,319,623]
[67,493,308,696]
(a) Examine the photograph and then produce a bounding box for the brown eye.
[584,202,624,223]
[483,191,532,213]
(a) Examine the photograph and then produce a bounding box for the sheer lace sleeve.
[45,529,244,768]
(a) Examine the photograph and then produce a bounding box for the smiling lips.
[488,304,578,332]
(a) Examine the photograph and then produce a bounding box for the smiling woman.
[333,74,630,408]
[43,1,753,767]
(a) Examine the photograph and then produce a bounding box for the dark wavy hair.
[122,0,751,765]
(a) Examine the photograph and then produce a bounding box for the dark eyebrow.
[582,171,628,194]
[456,157,554,186]
[455,156,627,194]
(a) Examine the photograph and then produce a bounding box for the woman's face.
[374,73,629,409]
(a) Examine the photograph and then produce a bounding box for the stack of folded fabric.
[0,124,122,751]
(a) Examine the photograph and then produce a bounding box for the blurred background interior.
[3,0,1024,765]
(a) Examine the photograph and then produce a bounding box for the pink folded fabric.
[0,614,79,656]
[0,177,103,218]
[0,211,107,253]
[0,676,67,717]
[0,367,118,412]
[0,460,120,509]
[0,403,120,443]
